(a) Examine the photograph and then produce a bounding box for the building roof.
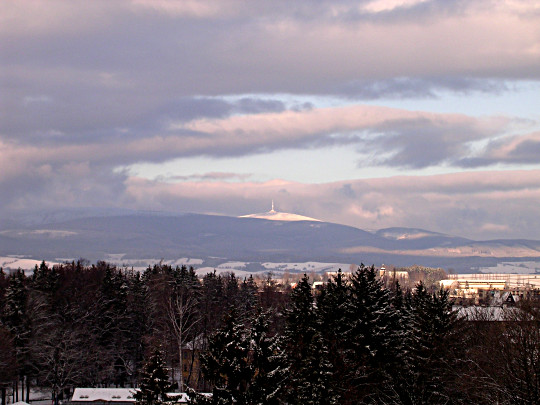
[71,388,210,403]
[72,388,137,402]
[456,306,529,321]
[165,393,190,402]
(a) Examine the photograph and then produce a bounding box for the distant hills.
[1,208,540,273]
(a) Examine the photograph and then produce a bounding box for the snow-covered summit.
[240,202,320,222]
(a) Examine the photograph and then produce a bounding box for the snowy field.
[478,261,540,274]
[195,267,256,278]
[1,256,354,277]
[0,256,59,274]
[5,255,540,277]
[194,261,353,278]
[261,261,354,273]
[0,255,206,273]
[104,256,205,271]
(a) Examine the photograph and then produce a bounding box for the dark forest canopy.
[1,261,540,405]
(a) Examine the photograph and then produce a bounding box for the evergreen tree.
[199,271,225,340]
[223,273,240,310]
[284,274,338,405]
[247,311,287,405]
[343,265,401,403]
[97,264,130,385]
[126,271,150,386]
[2,270,29,399]
[2,270,28,348]
[0,325,17,394]
[135,348,173,405]
[238,276,259,319]
[0,267,7,316]
[192,309,287,405]
[400,282,464,404]
[198,309,252,404]
[316,269,349,402]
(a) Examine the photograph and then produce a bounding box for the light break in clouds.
[1,0,540,240]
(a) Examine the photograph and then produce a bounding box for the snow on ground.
[261,261,353,273]
[195,266,256,278]
[478,261,540,274]
[170,257,204,266]
[104,257,205,271]
[0,256,59,273]
[194,261,353,278]
[240,211,321,222]
[215,261,247,269]
[0,255,353,278]
[195,261,250,277]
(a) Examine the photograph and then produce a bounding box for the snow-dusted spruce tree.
[2,269,28,352]
[135,348,173,405]
[238,275,259,319]
[247,311,287,405]
[316,269,349,400]
[97,265,131,384]
[0,324,17,403]
[284,274,339,405]
[194,309,252,404]
[401,282,464,405]
[189,309,287,405]
[2,269,32,401]
[343,264,402,403]
[126,271,151,386]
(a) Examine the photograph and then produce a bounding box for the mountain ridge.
[1,209,540,273]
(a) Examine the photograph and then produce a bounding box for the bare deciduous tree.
[167,282,200,392]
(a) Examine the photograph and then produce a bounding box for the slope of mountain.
[0,213,379,262]
[375,227,473,249]
[1,210,539,272]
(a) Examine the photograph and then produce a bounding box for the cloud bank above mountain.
[1,0,539,240]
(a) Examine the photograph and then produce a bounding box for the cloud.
[458,132,540,167]
[336,77,509,99]
[0,100,528,207]
[178,104,511,167]
[0,103,512,173]
[1,0,537,148]
[2,1,539,102]
[159,172,252,182]
[1,0,539,242]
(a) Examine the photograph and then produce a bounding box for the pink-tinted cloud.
[460,132,540,167]
[0,104,511,175]
[1,0,539,243]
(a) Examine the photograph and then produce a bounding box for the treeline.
[191,266,540,404]
[1,262,540,405]
[0,261,287,404]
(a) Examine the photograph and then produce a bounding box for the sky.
[1,0,540,240]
